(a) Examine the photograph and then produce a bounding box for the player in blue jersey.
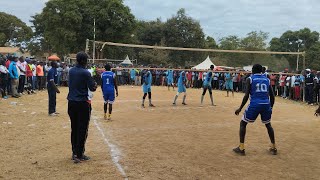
[233,64,276,156]
[225,71,234,97]
[167,69,175,91]
[201,65,215,106]
[101,64,118,120]
[141,70,155,108]
[173,71,187,105]
[130,67,136,88]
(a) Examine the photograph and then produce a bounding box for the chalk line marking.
[93,116,128,180]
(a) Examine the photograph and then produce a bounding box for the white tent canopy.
[192,56,215,70]
[120,55,133,65]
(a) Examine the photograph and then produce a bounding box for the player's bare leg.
[148,92,155,107]
[233,120,247,155]
[108,104,113,120]
[182,92,187,105]
[266,123,277,155]
[104,102,108,120]
[142,93,147,108]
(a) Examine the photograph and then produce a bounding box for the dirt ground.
[1,86,320,180]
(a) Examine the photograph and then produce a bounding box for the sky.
[1,0,320,41]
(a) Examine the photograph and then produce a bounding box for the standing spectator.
[284,75,291,99]
[68,52,97,163]
[36,62,44,90]
[8,57,20,98]
[31,61,37,91]
[270,74,277,95]
[213,72,219,89]
[5,56,11,95]
[305,69,314,105]
[232,73,239,92]
[0,59,9,99]
[294,75,302,101]
[17,57,27,95]
[280,74,286,98]
[25,59,34,94]
[313,72,320,104]
[57,64,63,86]
[130,67,136,87]
[47,61,60,116]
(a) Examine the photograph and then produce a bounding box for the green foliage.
[163,8,206,65]
[0,12,32,46]
[138,40,169,65]
[32,0,136,57]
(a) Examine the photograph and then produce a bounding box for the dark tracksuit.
[67,65,97,159]
[305,73,314,104]
[47,68,58,114]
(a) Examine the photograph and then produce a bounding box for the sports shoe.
[104,113,107,120]
[141,104,145,108]
[3,96,8,99]
[80,155,91,161]
[233,147,245,156]
[173,103,176,106]
[149,104,155,107]
[107,114,111,120]
[49,113,57,116]
[269,147,277,155]
[182,102,187,105]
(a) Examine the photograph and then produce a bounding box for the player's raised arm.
[235,77,251,115]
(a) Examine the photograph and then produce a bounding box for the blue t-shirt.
[249,74,270,105]
[143,71,152,87]
[177,71,186,87]
[167,70,173,80]
[203,71,213,86]
[130,69,136,78]
[47,67,58,85]
[225,73,232,82]
[101,71,115,94]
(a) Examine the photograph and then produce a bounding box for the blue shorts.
[242,103,272,124]
[131,76,135,81]
[203,84,212,90]
[167,78,173,85]
[178,85,186,93]
[226,81,233,90]
[142,85,151,93]
[103,92,115,104]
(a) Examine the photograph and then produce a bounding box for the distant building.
[0,47,31,58]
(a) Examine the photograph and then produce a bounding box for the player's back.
[178,71,185,86]
[168,70,173,79]
[102,71,115,93]
[250,74,270,104]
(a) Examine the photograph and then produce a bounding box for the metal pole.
[93,19,96,64]
[303,53,306,70]
[85,39,89,54]
[296,45,300,71]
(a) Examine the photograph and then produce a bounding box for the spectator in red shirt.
[270,74,277,95]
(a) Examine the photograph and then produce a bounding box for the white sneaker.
[49,113,57,116]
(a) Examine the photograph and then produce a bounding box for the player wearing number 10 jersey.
[101,64,118,120]
[233,64,277,156]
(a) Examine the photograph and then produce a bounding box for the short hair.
[51,61,57,67]
[210,65,215,70]
[105,63,111,71]
[262,67,266,73]
[252,64,263,74]
[76,52,88,65]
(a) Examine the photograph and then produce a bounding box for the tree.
[138,39,169,65]
[136,19,165,46]
[269,28,319,70]
[240,31,268,50]
[163,8,206,65]
[32,0,136,58]
[0,12,32,47]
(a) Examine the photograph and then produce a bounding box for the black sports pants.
[68,101,92,158]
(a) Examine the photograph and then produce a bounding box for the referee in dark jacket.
[67,52,97,163]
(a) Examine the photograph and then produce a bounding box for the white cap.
[306,69,311,71]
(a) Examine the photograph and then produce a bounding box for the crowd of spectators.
[1,57,319,106]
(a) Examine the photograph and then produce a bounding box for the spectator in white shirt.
[17,57,26,94]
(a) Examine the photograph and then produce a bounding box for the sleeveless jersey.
[101,71,115,93]
[249,74,270,104]
[143,71,152,87]
[178,71,186,87]
[203,71,213,86]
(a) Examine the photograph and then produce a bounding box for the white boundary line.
[93,116,128,180]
